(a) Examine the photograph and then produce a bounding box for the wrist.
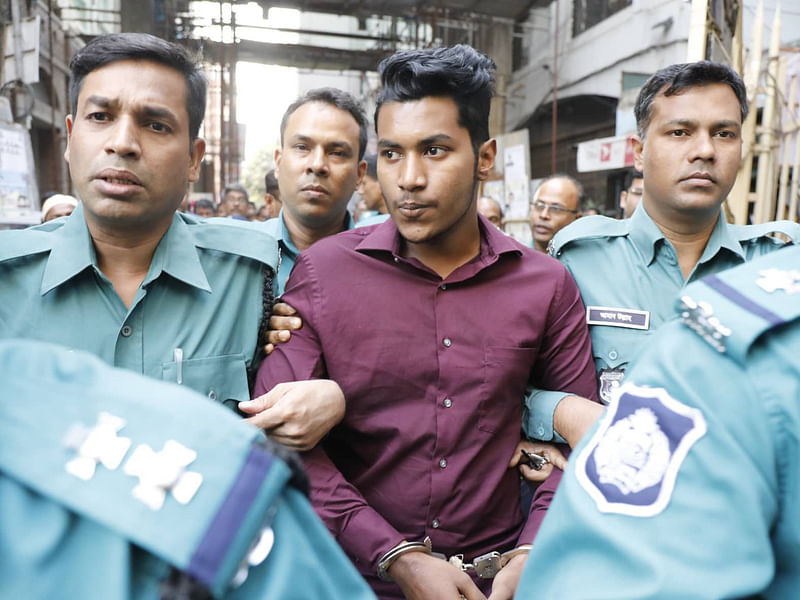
[377,536,433,581]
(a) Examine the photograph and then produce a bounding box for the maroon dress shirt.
[255,215,597,597]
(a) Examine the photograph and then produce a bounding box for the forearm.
[552,394,605,448]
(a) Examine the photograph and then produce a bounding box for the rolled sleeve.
[522,388,568,443]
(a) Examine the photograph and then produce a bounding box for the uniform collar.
[274,208,355,259]
[628,203,742,266]
[41,205,211,295]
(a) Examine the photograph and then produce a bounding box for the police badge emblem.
[575,384,706,517]
[598,368,625,404]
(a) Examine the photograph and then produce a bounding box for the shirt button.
[208,390,217,401]
[120,325,132,337]
[443,338,452,348]
[537,426,545,436]
[609,349,619,360]
[432,519,440,529]
[439,458,447,469]
[439,283,447,290]
[393,257,400,263]
[443,398,452,408]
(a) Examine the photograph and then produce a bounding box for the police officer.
[523,60,799,449]
[0,339,376,599]
[517,243,800,598]
[0,33,342,450]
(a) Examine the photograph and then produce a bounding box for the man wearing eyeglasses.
[619,168,643,219]
[528,174,582,252]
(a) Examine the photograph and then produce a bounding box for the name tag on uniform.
[586,306,650,330]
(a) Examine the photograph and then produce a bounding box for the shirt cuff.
[522,388,568,443]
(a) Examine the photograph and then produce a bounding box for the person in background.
[619,167,643,219]
[477,195,504,230]
[264,168,282,219]
[40,193,79,222]
[528,174,582,252]
[193,197,216,218]
[220,182,250,220]
[355,153,388,222]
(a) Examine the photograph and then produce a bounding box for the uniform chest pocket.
[479,346,538,433]
[590,326,651,370]
[161,353,249,411]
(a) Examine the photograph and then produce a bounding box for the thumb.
[239,385,284,414]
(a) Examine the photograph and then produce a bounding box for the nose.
[306,145,329,175]
[398,153,426,192]
[105,115,141,158]
[689,130,715,162]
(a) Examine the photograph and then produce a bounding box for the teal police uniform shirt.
[262,209,388,295]
[0,204,278,406]
[517,245,800,598]
[523,203,799,441]
[0,338,375,600]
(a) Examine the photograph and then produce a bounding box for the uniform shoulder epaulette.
[188,216,279,269]
[729,219,800,245]
[678,245,800,365]
[550,215,630,256]
[0,225,60,263]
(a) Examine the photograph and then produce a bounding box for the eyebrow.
[291,134,354,151]
[663,118,740,129]
[377,133,455,149]
[84,94,178,123]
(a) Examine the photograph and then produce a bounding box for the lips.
[94,168,143,186]
[681,172,716,185]
[396,201,432,218]
[301,184,329,196]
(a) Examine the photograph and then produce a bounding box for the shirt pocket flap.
[590,326,648,369]
[161,353,249,408]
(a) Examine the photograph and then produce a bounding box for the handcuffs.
[377,536,531,581]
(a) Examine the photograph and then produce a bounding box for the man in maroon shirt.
[252,45,596,600]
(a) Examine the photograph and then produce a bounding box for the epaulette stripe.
[188,443,275,586]
[704,275,784,326]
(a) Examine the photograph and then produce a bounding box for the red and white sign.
[577,135,636,172]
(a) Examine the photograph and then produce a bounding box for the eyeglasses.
[530,200,578,216]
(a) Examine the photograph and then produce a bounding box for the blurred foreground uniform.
[517,245,800,598]
[0,339,375,600]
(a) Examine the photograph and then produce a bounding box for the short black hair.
[222,183,248,202]
[279,87,368,160]
[623,168,643,189]
[69,33,206,141]
[374,44,496,155]
[194,198,215,213]
[363,153,378,179]
[264,169,280,197]
[634,61,748,138]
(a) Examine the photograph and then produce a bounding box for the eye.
[87,112,110,122]
[668,130,688,137]
[426,146,447,157]
[294,143,309,151]
[716,130,737,139]
[148,122,171,133]
[381,149,399,160]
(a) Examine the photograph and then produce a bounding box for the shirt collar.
[41,205,211,295]
[41,203,97,295]
[628,203,743,267]
[276,208,355,259]
[355,213,521,266]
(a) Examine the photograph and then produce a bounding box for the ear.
[274,147,282,178]
[632,135,644,173]
[188,138,206,183]
[64,115,74,163]
[476,138,497,181]
[356,159,367,186]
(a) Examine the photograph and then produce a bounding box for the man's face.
[357,174,385,212]
[377,96,495,248]
[634,83,742,223]
[275,101,365,230]
[620,177,643,218]
[195,204,215,218]
[64,59,204,233]
[529,177,580,251]
[477,196,503,229]
[264,193,282,219]
[44,202,77,222]
[223,190,248,217]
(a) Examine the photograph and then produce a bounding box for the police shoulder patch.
[575,383,706,517]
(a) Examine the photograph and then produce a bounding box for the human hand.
[239,380,344,450]
[388,552,486,600]
[508,440,567,483]
[487,554,526,600]
[263,302,302,355]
